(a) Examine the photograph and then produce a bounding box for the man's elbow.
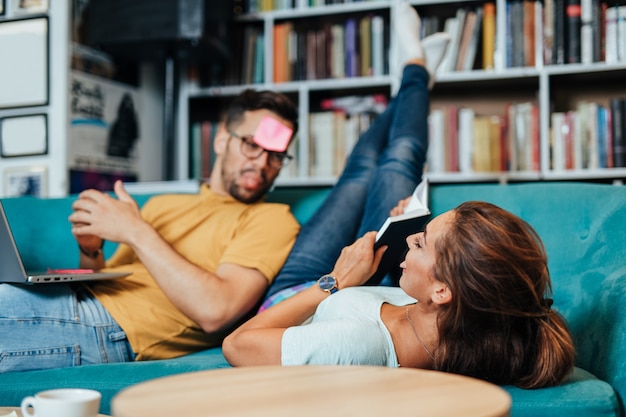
[195,309,234,334]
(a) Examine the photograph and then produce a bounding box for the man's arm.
[69,180,269,332]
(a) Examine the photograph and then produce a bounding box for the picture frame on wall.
[0,114,48,157]
[0,17,49,109]
[0,0,5,16]
[3,165,48,197]
[11,0,48,14]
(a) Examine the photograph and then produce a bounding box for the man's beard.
[223,168,271,204]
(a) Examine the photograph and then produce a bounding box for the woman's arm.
[222,231,386,366]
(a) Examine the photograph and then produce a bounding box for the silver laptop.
[0,200,131,284]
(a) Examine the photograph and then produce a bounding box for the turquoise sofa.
[1,182,625,417]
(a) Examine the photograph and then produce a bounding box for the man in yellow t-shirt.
[0,89,300,373]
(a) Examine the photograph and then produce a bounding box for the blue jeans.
[268,65,430,297]
[0,283,135,373]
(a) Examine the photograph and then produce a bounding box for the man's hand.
[69,180,147,246]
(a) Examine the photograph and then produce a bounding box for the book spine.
[596,105,607,168]
[580,0,593,63]
[447,8,467,71]
[551,112,566,171]
[482,2,496,69]
[359,16,372,76]
[456,9,477,71]
[189,122,202,179]
[254,33,265,83]
[618,6,626,62]
[464,7,483,71]
[534,1,544,67]
[605,6,618,63]
[371,15,384,76]
[617,99,626,168]
[330,24,345,78]
[566,0,582,63]
[523,0,536,67]
[543,0,555,64]
[427,109,445,173]
[591,0,602,62]
[458,108,475,172]
[287,25,297,81]
[345,18,357,78]
[554,0,566,64]
[511,1,525,67]
[438,17,459,75]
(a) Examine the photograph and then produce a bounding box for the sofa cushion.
[504,367,620,417]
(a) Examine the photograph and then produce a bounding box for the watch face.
[319,275,337,291]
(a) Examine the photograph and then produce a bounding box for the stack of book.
[427,102,539,174]
[550,98,626,171]
[273,14,387,83]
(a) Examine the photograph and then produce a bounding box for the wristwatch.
[317,274,338,294]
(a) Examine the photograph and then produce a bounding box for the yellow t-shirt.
[87,184,300,361]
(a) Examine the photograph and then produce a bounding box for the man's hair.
[224,89,299,139]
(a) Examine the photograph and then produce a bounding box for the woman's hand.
[389,196,412,217]
[331,231,386,290]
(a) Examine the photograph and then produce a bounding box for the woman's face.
[399,210,454,303]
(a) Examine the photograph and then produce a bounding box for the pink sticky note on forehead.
[253,116,293,152]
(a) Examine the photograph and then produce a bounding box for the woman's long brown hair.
[431,201,575,389]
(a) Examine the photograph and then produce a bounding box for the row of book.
[550,98,626,171]
[189,98,626,181]
[273,15,387,83]
[504,0,624,66]
[306,94,387,178]
[425,99,626,176]
[427,103,540,174]
[189,121,218,180]
[436,4,493,72]
[245,0,378,13]
[430,0,626,72]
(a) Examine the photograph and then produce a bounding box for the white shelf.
[175,2,626,187]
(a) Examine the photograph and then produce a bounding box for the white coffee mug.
[21,388,101,417]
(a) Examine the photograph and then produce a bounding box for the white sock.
[422,32,451,89]
[394,1,423,62]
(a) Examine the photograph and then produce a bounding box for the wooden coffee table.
[112,366,511,417]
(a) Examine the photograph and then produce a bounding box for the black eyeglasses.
[228,130,293,168]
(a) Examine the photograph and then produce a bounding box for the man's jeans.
[0,283,135,373]
[268,65,430,297]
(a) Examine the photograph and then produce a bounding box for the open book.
[372,179,431,280]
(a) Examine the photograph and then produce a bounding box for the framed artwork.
[0,0,5,16]
[3,165,48,197]
[11,0,48,14]
[0,114,48,157]
[0,17,49,109]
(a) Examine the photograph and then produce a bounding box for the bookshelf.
[175,0,626,188]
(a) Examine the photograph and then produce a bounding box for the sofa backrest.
[2,194,153,271]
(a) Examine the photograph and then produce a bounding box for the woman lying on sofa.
[223,2,575,389]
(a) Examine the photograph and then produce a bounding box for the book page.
[404,178,429,213]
